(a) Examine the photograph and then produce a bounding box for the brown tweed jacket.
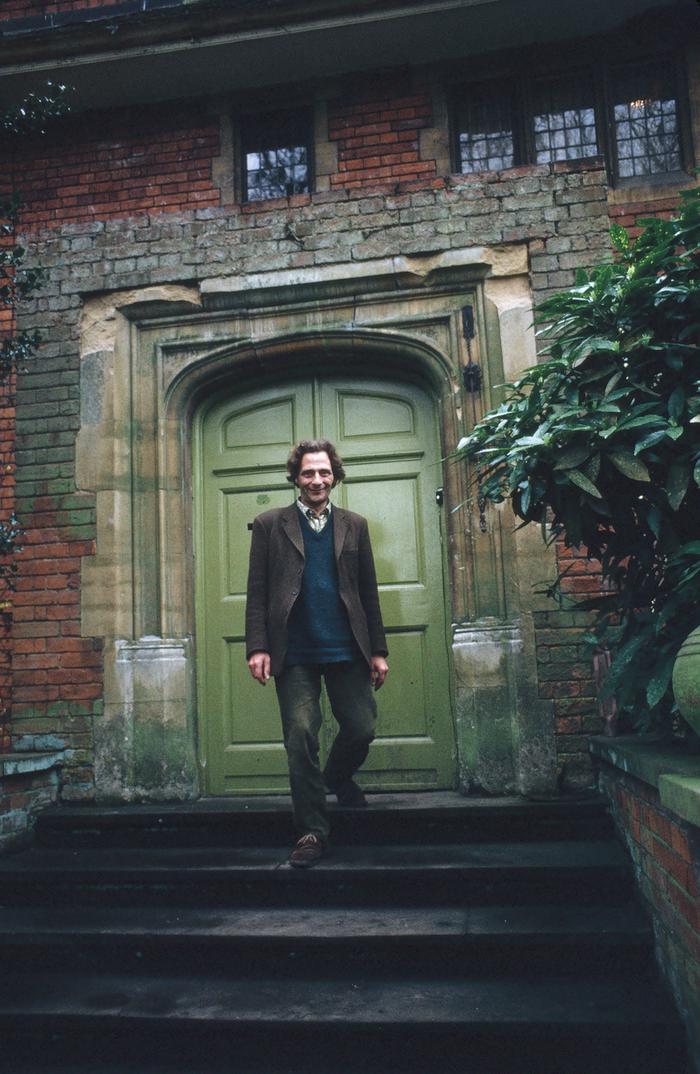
[245,503,387,677]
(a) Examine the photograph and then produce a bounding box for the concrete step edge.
[0,970,680,1029]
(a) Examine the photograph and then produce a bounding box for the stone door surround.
[75,245,556,800]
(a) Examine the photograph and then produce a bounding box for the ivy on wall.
[0,82,71,598]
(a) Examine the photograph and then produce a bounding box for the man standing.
[246,439,389,868]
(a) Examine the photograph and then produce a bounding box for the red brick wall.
[0,205,59,834]
[0,1,129,19]
[1,99,220,795]
[327,74,437,191]
[0,212,15,755]
[598,762,700,1060]
[6,104,221,228]
[0,375,14,756]
[534,542,605,787]
[609,194,682,239]
[12,532,100,709]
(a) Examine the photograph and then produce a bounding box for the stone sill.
[590,735,700,831]
[0,752,64,778]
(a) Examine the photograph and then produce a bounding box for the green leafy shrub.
[456,186,700,734]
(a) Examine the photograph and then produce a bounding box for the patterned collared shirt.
[296,497,331,534]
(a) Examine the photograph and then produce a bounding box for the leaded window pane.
[456,85,515,173]
[531,76,597,164]
[611,64,682,178]
[242,110,312,201]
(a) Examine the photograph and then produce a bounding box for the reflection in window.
[612,65,681,178]
[456,86,515,173]
[532,77,597,164]
[242,110,311,201]
[454,59,686,184]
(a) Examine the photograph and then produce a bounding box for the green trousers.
[275,659,377,841]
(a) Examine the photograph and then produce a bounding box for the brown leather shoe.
[289,833,326,868]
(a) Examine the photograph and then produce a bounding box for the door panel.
[196,375,454,794]
[345,476,422,584]
[337,391,415,439]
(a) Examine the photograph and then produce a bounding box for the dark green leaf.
[583,453,601,481]
[514,434,547,448]
[600,634,648,694]
[607,450,651,482]
[634,429,668,455]
[666,460,690,511]
[675,563,700,587]
[567,470,602,498]
[668,386,686,423]
[646,657,675,709]
[646,506,662,538]
[616,415,666,432]
[553,445,591,471]
[604,371,623,397]
[668,541,700,560]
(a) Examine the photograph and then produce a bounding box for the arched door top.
[165,327,456,426]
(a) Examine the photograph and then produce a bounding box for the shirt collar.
[296,497,331,520]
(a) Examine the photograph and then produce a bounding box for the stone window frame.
[450,52,693,187]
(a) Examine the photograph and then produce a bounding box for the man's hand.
[370,655,389,691]
[248,651,271,685]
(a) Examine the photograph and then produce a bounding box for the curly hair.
[286,439,346,486]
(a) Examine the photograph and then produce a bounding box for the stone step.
[0,969,685,1074]
[0,902,654,976]
[0,796,688,1074]
[34,792,613,849]
[0,839,633,907]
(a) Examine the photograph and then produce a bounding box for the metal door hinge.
[462,364,482,393]
[461,304,481,394]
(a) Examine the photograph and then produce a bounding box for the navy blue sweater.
[285,514,356,666]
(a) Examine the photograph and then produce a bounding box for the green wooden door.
[195,375,454,794]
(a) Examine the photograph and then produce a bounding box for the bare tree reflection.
[242,111,311,201]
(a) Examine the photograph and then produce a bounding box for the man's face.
[296,451,334,511]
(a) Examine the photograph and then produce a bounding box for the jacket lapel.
[333,506,349,563]
[281,505,305,559]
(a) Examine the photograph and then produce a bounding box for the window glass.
[456,85,515,173]
[242,110,311,201]
[611,64,681,178]
[531,77,597,164]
